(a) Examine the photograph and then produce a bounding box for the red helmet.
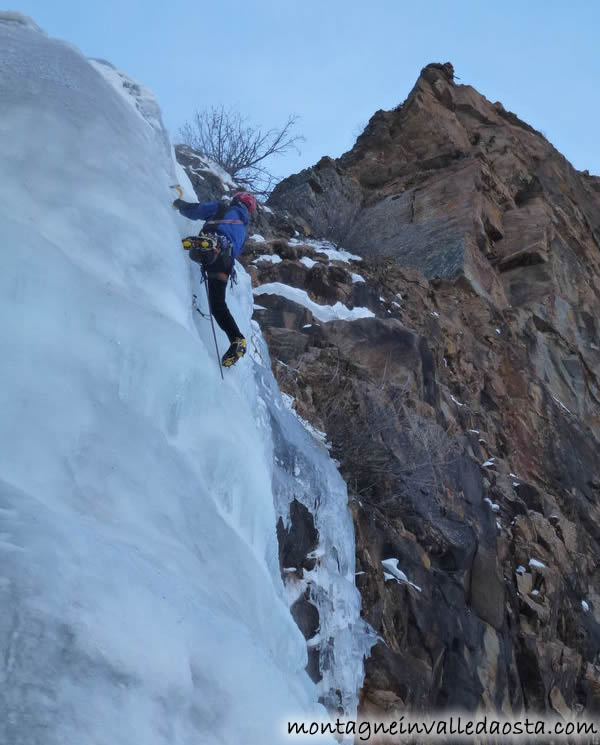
[233,191,257,215]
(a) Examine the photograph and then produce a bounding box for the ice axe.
[170,184,183,206]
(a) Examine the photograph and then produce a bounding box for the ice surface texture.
[0,17,370,745]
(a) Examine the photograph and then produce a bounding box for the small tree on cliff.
[179,106,304,195]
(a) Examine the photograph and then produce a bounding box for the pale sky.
[13,0,600,181]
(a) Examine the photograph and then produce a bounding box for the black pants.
[189,248,243,343]
[207,275,243,343]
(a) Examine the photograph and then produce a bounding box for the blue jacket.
[178,200,249,258]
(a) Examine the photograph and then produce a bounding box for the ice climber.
[173,191,258,367]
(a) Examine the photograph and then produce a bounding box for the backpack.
[182,202,242,268]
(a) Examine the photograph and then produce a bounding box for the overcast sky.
[14,0,600,181]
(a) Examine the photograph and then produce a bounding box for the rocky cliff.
[177,63,600,719]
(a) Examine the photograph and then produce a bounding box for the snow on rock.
[178,146,238,190]
[529,558,547,570]
[254,282,375,322]
[253,254,282,265]
[351,272,366,283]
[484,498,500,512]
[552,395,572,415]
[300,256,317,269]
[516,565,527,575]
[0,19,370,744]
[582,600,590,612]
[381,559,422,592]
[250,233,266,242]
[289,237,362,263]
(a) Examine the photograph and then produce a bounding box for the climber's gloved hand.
[172,198,188,211]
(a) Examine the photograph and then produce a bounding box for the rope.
[201,268,224,381]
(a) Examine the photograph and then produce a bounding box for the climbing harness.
[182,234,223,267]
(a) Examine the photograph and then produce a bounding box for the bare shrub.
[318,370,458,504]
[179,106,304,196]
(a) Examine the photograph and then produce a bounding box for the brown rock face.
[269,62,600,319]
[178,62,600,721]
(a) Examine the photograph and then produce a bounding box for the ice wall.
[0,13,370,745]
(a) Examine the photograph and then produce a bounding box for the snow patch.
[289,237,362,263]
[176,146,237,189]
[253,254,282,265]
[484,498,500,512]
[381,558,422,592]
[254,283,375,323]
[552,395,572,414]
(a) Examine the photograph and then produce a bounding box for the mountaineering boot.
[222,337,247,367]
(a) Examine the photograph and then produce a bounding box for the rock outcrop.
[270,62,600,316]
[177,62,600,721]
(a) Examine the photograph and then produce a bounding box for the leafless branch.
[178,106,304,196]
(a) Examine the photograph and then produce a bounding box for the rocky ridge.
[176,63,600,719]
